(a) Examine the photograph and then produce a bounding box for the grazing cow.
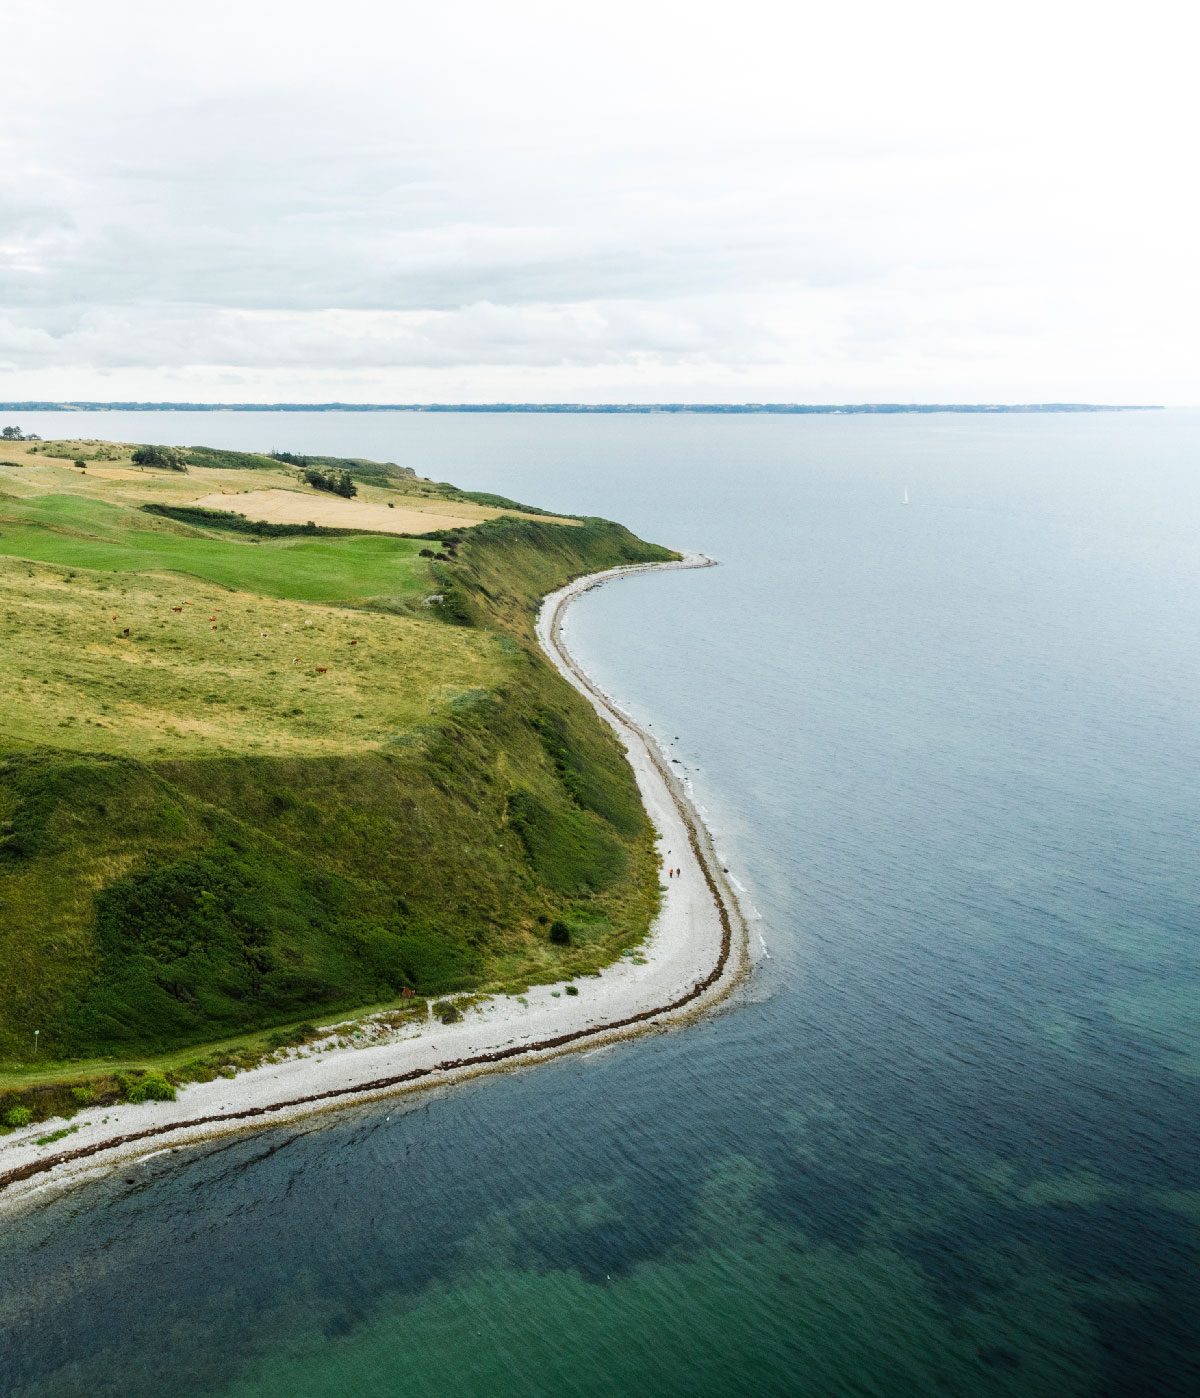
[172,606,183,612]
[122,628,130,636]
[349,640,358,646]
[314,666,328,674]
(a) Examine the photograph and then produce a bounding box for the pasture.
[0,443,669,1105]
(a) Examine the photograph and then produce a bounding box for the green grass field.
[0,494,429,604]
[0,519,430,604]
[0,440,677,1122]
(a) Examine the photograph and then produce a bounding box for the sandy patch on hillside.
[188,488,572,535]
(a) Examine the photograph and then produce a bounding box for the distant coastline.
[0,401,1162,414]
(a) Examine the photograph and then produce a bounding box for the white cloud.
[0,0,1196,400]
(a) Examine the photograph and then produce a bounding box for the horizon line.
[0,401,1165,414]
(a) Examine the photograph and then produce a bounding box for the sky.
[1,0,1196,404]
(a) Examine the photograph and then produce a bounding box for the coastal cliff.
[0,439,677,1128]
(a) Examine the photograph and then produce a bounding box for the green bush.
[549,920,571,945]
[70,1085,95,1104]
[299,465,356,498]
[565,985,579,996]
[120,1072,175,1103]
[3,1105,33,1127]
[434,1000,462,1024]
[131,445,187,471]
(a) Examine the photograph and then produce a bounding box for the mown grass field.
[0,511,432,604]
[0,439,677,1121]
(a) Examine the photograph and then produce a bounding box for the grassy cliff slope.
[0,441,676,1095]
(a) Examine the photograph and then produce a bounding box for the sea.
[1,408,1198,1397]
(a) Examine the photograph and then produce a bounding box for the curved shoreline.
[0,553,749,1213]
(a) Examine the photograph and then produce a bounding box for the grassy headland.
[0,438,676,1119]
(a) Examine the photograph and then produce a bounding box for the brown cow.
[172,606,183,613]
[314,666,328,674]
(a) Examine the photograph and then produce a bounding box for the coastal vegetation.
[295,463,357,497]
[130,445,188,471]
[0,437,675,1125]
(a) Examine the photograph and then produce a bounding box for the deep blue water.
[2,410,1199,1396]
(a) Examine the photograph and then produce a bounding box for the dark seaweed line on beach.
[0,568,735,1199]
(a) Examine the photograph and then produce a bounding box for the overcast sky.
[2,0,1195,403]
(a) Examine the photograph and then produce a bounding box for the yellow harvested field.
[188,488,576,534]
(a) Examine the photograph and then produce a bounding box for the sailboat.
[902,486,910,506]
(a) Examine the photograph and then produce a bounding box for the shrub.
[131,445,187,471]
[74,459,86,469]
[298,465,356,498]
[565,985,579,996]
[70,1085,95,1105]
[434,1000,462,1024]
[549,920,571,945]
[3,1105,33,1127]
[121,1072,175,1103]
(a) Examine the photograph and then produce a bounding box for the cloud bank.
[1,0,1194,401]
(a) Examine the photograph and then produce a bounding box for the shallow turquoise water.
[2,410,1199,1396]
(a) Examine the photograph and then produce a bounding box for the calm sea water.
[2,410,1199,1397]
